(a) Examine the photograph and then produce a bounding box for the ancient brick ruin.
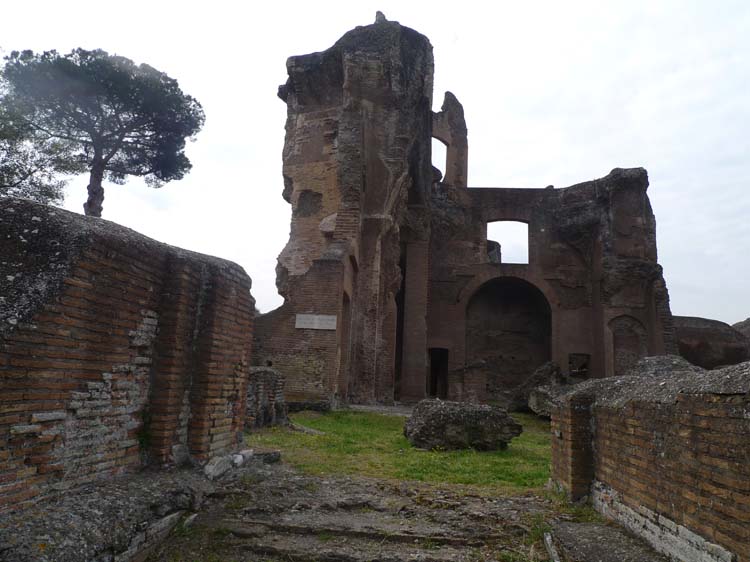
[249,16,750,562]
[254,15,677,409]
[0,199,254,511]
[551,358,749,561]
[0,14,747,562]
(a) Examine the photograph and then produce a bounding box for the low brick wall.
[246,366,287,429]
[551,361,750,562]
[0,199,254,512]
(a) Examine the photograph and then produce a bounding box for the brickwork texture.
[551,362,750,562]
[0,198,254,512]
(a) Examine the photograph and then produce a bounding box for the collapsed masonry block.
[404,398,522,451]
[0,198,255,512]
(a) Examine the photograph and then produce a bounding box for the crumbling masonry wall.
[254,16,676,407]
[0,199,254,512]
[254,16,434,405]
[551,363,750,562]
[428,169,677,407]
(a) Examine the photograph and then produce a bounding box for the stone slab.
[294,314,337,330]
[552,521,670,562]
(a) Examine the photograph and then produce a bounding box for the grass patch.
[247,411,550,494]
[544,488,602,522]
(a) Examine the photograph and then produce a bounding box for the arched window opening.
[487,221,529,264]
[432,137,447,182]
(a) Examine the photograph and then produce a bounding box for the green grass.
[247,411,551,494]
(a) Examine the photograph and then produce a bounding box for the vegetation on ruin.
[0,92,84,203]
[0,49,204,216]
[247,411,551,494]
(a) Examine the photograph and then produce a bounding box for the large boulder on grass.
[404,399,522,451]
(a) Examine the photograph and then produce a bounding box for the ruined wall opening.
[428,348,449,399]
[432,137,447,180]
[568,353,591,379]
[466,277,551,404]
[486,221,529,264]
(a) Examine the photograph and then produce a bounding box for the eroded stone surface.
[674,315,750,369]
[148,458,553,562]
[552,521,670,562]
[404,399,522,450]
[515,361,564,414]
[733,317,750,338]
[0,468,213,562]
[558,358,750,408]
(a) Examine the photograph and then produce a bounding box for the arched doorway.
[465,277,552,407]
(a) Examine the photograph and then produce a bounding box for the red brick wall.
[550,393,595,501]
[254,259,342,405]
[0,200,254,512]
[551,375,750,562]
[593,396,749,561]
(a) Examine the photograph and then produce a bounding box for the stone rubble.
[404,399,522,451]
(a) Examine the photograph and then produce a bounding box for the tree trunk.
[83,162,105,217]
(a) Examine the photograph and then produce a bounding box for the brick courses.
[551,363,750,561]
[0,199,254,512]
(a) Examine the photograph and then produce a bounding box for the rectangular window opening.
[486,221,529,264]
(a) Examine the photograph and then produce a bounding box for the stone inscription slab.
[295,314,337,330]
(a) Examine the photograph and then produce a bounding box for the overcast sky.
[3,1,748,324]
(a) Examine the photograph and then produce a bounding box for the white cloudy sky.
[3,1,748,324]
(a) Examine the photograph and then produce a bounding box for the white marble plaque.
[295,314,337,330]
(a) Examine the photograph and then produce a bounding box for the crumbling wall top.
[559,356,749,408]
[0,197,252,336]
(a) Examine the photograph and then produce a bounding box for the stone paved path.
[147,458,554,561]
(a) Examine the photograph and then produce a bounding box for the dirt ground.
[147,456,557,562]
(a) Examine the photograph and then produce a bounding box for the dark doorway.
[568,353,590,380]
[428,348,449,399]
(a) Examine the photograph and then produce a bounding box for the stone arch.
[457,269,560,310]
[608,315,648,376]
[464,276,552,407]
